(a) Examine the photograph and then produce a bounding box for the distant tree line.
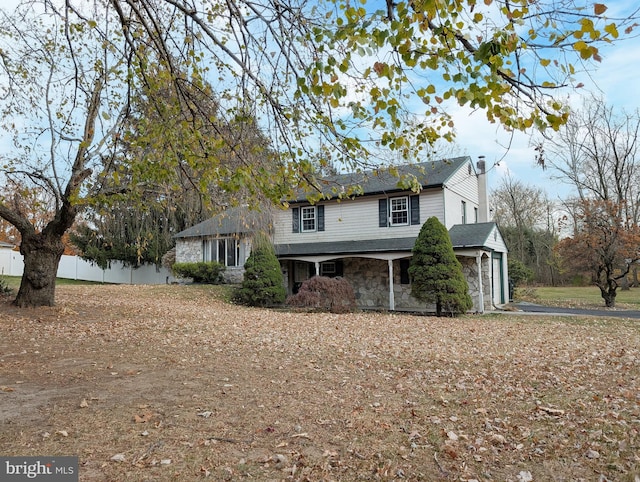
[492,96,640,307]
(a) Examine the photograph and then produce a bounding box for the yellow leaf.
[540,58,551,67]
[573,40,588,52]
[605,23,619,38]
[594,3,607,15]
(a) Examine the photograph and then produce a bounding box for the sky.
[1,0,638,202]
[450,6,640,199]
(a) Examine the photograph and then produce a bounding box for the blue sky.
[1,0,637,202]
[450,9,640,198]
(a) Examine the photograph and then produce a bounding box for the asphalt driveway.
[514,302,640,319]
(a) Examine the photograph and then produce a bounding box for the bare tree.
[540,96,640,223]
[490,175,559,284]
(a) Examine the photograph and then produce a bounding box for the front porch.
[278,250,494,313]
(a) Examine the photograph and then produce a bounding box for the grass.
[0,275,119,291]
[517,284,640,309]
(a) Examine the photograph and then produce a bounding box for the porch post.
[388,259,395,311]
[476,254,484,314]
[314,261,320,277]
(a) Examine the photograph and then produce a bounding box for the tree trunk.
[13,233,65,307]
[599,285,617,308]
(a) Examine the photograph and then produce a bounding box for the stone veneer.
[175,236,249,284]
[338,256,491,313]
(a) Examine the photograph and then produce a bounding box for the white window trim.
[301,206,317,232]
[320,261,336,276]
[202,237,239,267]
[390,196,409,226]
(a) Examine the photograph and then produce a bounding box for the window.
[292,205,325,233]
[301,206,316,232]
[320,261,336,276]
[202,238,239,267]
[461,200,467,224]
[379,196,420,227]
[320,260,343,277]
[390,197,409,226]
[474,207,478,223]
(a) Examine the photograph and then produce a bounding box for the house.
[174,156,509,313]
[173,207,272,284]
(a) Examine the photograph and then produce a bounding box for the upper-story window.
[292,205,325,233]
[379,195,420,227]
[461,200,467,224]
[474,207,478,223]
[301,206,316,232]
[390,197,409,226]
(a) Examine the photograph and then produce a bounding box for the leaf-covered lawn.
[1,285,639,481]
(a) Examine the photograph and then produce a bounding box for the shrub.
[508,258,534,287]
[287,276,357,313]
[0,276,13,296]
[409,216,472,316]
[172,261,225,284]
[234,233,286,307]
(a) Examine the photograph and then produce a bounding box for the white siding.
[442,160,481,228]
[484,226,508,252]
[273,189,445,245]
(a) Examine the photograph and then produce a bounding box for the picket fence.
[0,248,176,285]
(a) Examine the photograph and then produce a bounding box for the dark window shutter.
[335,260,344,277]
[410,195,420,225]
[379,199,388,227]
[317,205,325,232]
[292,207,300,233]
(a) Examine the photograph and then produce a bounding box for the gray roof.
[291,156,472,202]
[449,222,499,249]
[275,237,417,256]
[173,207,270,238]
[276,222,502,257]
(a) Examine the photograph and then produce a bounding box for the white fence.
[0,248,175,284]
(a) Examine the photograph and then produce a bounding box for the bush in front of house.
[286,275,357,313]
[172,261,225,284]
[234,233,286,307]
[409,216,472,316]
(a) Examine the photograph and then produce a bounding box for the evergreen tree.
[235,233,286,307]
[409,217,472,316]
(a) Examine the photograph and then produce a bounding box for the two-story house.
[174,156,509,313]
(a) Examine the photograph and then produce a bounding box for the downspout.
[388,259,395,311]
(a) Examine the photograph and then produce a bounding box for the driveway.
[513,301,640,319]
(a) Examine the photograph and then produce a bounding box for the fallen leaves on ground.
[0,284,639,481]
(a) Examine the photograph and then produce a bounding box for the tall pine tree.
[409,217,472,316]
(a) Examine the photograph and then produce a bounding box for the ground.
[1,284,639,481]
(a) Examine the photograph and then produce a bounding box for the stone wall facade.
[175,236,250,284]
[331,256,489,313]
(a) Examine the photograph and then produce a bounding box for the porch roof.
[449,222,499,249]
[276,222,500,258]
[275,237,417,257]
